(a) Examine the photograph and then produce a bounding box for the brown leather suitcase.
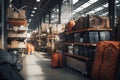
[51,53,62,68]
[92,41,120,80]
[75,17,85,29]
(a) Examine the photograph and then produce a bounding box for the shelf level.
[65,28,112,34]
[64,42,96,46]
[7,37,26,41]
[7,48,26,51]
[8,29,27,32]
[8,19,27,26]
[65,53,92,61]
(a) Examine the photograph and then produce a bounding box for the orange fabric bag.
[92,41,120,80]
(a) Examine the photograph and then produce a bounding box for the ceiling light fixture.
[31,14,34,16]
[34,7,37,10]
[32,11,35,13]
[36,0,40,2]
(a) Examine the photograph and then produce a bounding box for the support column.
[108,0,116,40]
[1,0,5,49]
[43,16,45,23]
[49,11,51,24]
[58,0,62,24]
[61,0,73,24]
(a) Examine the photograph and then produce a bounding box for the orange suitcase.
[51,53,62,68]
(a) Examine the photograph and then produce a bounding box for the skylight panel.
[101,12,108,16]
[73,0,79,4]
[94,7,104,12]
[103,3,108,7]
[74,7,84,12]
[88,0,98,4]
[87,10,95,14]
[80,3,91,8]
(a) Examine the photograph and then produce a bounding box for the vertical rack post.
[1,0,5,49]
[108,0,116,40]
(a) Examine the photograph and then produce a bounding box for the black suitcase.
[74,33,80,42]
[73,45,79,55]
[79,46,84,56]
[84,32,99,43]
[84,46,96,58]
[66,33,74,42]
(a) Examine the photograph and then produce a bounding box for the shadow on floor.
[34,52,89,80]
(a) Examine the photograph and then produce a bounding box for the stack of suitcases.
[64,15,112,76]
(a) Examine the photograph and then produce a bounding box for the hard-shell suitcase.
[51,53,62,68]
[92,41,120,80]
[84,32,99,43]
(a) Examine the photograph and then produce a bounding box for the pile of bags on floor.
[0,49,24,80]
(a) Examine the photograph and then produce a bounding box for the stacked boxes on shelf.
[39,23,65,53]
[7,7,27,49]
[64,15,112,76]
[8,8,26,19]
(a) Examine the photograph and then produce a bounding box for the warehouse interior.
[0,0,120,80]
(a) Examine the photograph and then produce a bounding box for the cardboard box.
[7,7,13,18]
[8,33,17,37]
[13,11,19,18]
[19,26,27,30]
[17,34,27,38]
[19,10,26,19]
[100,17,110,28]
[11,41,19,48]
[13,26,19,31]
[19,42,26,48]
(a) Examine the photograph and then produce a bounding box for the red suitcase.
[92,41,120,80]
[51,53,62,68]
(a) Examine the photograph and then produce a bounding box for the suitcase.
[100,31,110,41]
[74,33,79,42]
[51,53,62,68]
[73,45,79,55]
[83,32,99,43]
[83,46,96,58]
[66,33,74,42]
[75,17,85,30]
[92,41,120,80]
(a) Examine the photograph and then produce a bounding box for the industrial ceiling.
[10,0,120,30]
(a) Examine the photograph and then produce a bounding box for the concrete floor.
[20,52,89,80]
